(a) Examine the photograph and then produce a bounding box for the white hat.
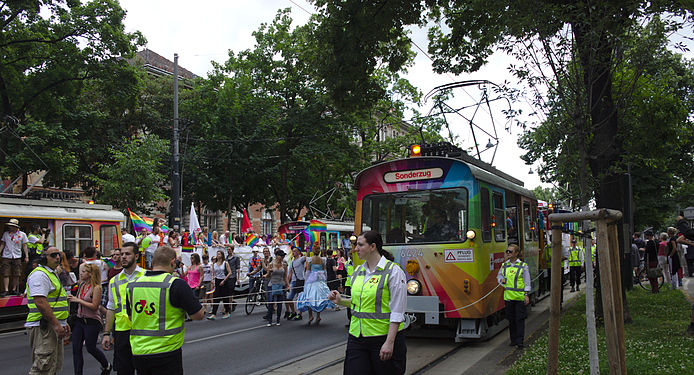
[6,218,20,228]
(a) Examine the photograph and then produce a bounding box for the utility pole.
[171,53,181,230]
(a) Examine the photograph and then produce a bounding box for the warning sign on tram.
[444,249,474,263]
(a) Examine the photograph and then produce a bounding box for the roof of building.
[132,49,198,80]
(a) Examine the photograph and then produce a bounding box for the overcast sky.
[117,0,693,191]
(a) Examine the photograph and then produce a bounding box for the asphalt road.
[0,305,350,374]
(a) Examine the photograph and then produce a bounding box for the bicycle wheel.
[246,293,257,315]
[637,269,650,290]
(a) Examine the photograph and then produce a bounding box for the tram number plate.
[444,249,474,263]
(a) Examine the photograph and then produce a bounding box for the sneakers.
[275,322,281,326]
[221,313,230,319]
[266,322,272,327]
[101,363,112,375]
[291,313,303,321]
[285,311,292,320]
[206,315,216,320]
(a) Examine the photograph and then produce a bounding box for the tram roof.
[355,156,535,198]
[0,197,125,222]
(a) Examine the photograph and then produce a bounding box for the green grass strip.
[507,287,694,375]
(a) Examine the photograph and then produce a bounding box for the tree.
[89,134,169,213]
[0,0,144,186]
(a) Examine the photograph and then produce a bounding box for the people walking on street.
[285,246,306,321]
[25,246,70,375]
[658,233,672,286]
[69,263,111,375]
[498,244,531,348]
[1,218,29,296]
[208,250,231,319]
[644,230,660,293]
[297,245,335,325]
[263,249,287,326]
[567,239,584,292]
[328,230,407,375]
[667,227,681,289]
[200,254,213,308]
[102,242,145,375]
[187,253,203,298]
[225,246,241,312]
[126,245,203,375]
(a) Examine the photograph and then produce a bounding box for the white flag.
[189,203,202,242]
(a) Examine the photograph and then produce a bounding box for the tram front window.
[361,188,468,244]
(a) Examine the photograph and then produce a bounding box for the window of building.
[262,210,273,235]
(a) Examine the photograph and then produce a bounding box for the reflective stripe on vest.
[110,268,146,331]
[348,260,404,337]
[127,274,185,355]
[568,247,582,267]
[501,260,527,301]
[344,260,355,287]
[26,266,68,322]
[27,234,43,255]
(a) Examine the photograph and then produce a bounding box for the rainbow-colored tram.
[353,144,543,341]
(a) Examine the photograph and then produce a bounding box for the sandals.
[307,317,313,326]
[315,318,321,325]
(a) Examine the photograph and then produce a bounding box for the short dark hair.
[122,241,140,254]
[82,246,96,258]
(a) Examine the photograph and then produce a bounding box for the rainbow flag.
[245,233,259,247]
[308,220,327,232]
[128,210,149,233]
[128,209,169,233]
[310,230,319,244]
[103,258,116,268]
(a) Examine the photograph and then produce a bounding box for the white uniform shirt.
[145,233,159,254]
[358,255,407,323]
[2,230,28,259]
[25,265,67,327]
[106,266,143,310]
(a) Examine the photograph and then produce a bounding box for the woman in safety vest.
[497,243,531,348]
[328,230,407,375]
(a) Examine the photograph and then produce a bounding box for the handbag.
[647,266,662,279]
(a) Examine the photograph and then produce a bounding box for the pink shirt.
[187,265,201,288]
[657,241,667,257]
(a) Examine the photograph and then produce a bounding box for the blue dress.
[296,262,336,312]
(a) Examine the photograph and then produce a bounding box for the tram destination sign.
[444,249,474,263]
[384,167,444,183]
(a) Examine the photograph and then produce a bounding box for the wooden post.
[608,223,627,373]
[596,220,625,375]
[547,225,563,375]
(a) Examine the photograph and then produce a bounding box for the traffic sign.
[444,249,474,263]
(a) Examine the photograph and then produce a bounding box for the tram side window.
[523,203,533,242]
[481,188,491,242]
[100,225,118,256]
[492,192,505,242]
[362,187,468,244]
[63,224,93,256]
[531,203,538,241]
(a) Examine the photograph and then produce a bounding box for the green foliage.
[0,0,144,185]
[507,288,694,375]
[89,134,169,213]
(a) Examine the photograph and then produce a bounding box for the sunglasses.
[505,250,514,254]
[48,253,61,258]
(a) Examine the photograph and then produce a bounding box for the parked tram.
[353,143,548,341]
[0,197,124,328]
[278,220,354,252]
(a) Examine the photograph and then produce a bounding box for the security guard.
[25,246,70,374]
[102,242,145,375]
[126,245,203,375]
[568,239,585,292]
[498,244,531,348]
[329,231,407,375]
[26,224,46,265]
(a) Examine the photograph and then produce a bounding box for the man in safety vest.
[568,238,585,292]
[498,244,531,348]
[25,246,70,374]
[127,245,203,374]
[102,242,145,375]
[26,224,47,269]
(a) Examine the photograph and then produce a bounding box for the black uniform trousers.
[505,299,527,346]
[569,265,582,288]
[113,330,136,375]
[132,349,183,375]
[344,331,407,375]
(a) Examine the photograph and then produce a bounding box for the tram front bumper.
[406,296,440,325]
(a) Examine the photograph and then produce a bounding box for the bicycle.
[636,261,664,291]
[245,281,266,315]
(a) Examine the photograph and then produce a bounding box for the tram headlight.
[466,230,476,240]
[407,279,422,295]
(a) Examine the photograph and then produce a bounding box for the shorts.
[1,257,22,277]
[287,280,304,300]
